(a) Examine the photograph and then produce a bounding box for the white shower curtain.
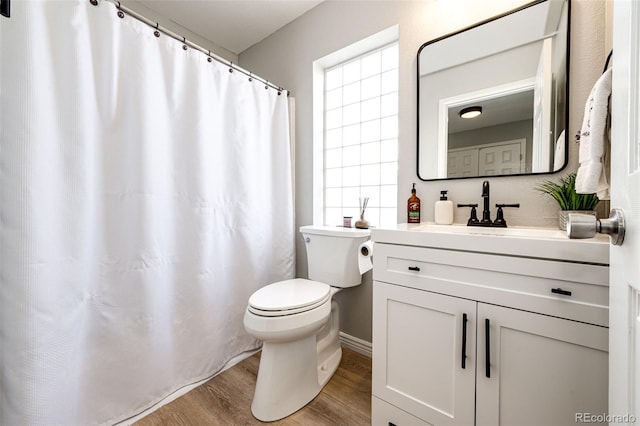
[0,1,294,424]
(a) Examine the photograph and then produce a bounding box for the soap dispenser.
[435,190,454,225]
[407,183,421,223]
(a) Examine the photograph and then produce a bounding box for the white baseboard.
[339,332,372,358]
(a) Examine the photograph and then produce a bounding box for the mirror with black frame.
[417,0,569,180]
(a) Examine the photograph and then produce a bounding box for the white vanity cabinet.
[371,225,610,426]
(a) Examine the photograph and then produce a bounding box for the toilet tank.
[300,225,371,288]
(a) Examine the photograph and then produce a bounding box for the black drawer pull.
[551,287,572,296]
[408,266,420,271]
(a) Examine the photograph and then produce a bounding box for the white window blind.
[323,43,398,228]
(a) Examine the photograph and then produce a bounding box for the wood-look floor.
[135,347,372,425]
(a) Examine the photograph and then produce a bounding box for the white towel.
[575,68,612,199]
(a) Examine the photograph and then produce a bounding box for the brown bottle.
[407,183,421,223]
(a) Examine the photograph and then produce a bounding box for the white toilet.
[243,225,370,422]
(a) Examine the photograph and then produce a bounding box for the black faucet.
[458,180,520,227]
[481,180,492,224]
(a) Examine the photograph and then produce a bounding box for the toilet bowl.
[243,225,370,422]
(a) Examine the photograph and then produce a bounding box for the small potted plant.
[536,173,600,230]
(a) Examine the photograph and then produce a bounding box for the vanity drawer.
[373,242,609,327]
[372,396,430,426]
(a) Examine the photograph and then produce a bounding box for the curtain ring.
[229,62,234,73]
[207,50,212,63]
[116,1,124,18]
[277,87,282,96]
[248,72,253,82]
[182,37,187,51]
[265,81,269,90]
[153,22,160,38]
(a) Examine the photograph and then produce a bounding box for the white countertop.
[371,222,610,265]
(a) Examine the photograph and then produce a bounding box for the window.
[322,43,398,228]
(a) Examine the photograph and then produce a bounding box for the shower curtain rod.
[96,0,287,95]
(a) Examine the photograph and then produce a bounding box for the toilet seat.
[248,279,331,317]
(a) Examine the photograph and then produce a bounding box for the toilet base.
[250,300,342,422]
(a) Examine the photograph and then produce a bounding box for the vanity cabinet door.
[372,282,476,425]
[475,303,609,426]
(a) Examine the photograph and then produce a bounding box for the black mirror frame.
[416,0,571,181]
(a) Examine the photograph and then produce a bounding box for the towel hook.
[603,49,613,73]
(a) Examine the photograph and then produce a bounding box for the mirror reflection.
[417,0,569,180]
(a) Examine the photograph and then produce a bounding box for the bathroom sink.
[371,222,609,265]
[411,222,571,238]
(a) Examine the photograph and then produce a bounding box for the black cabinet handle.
[461,313,468,369]
[0,0,10,18]
[551,287,572,296]
[408,266,420,271]
[485,318,491,378]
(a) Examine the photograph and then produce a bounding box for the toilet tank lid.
[300,225,370,238]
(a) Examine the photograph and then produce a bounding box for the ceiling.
[134,0,324,55]
[447,90,534,134]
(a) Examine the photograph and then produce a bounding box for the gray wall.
[239,0,608,343]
